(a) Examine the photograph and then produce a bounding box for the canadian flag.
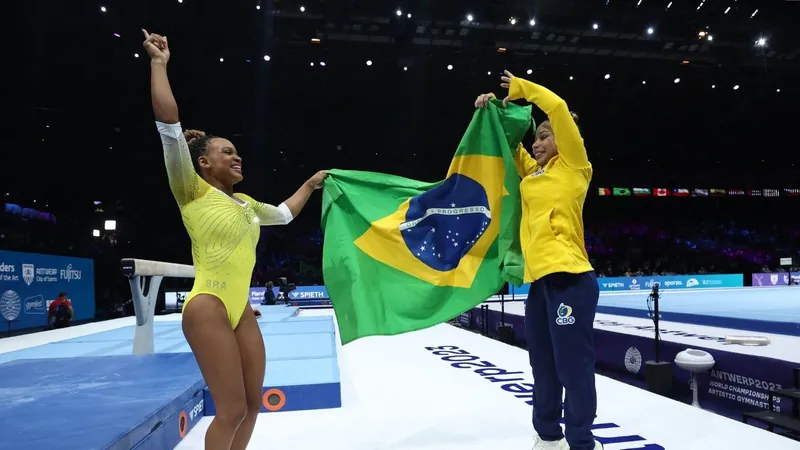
[654,188,670,197]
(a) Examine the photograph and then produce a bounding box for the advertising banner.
[0,250,95,331]
[752,273,799,287]
[509,273,744,296]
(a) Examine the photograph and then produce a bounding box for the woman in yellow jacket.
[476,71,602,450]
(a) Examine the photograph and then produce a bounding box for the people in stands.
[476,71,603,450]
[48,292,74,329]
[143,29,326,450]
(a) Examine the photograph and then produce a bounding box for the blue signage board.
[248,286,329,304]
[509,273,744,297]
[0,250,95,331]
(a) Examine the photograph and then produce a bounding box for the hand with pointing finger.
[498,70,517,107]
[142,29,170,65]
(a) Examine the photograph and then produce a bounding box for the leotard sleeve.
[157,121,211,207]
[234,193,294,225]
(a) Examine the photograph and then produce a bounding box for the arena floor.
[1,309,797,450]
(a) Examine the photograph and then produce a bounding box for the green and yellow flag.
[321,99,532,344]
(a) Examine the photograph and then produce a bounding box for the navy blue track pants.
[525,271,600,450]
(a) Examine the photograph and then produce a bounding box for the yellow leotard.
[157,122,293,329]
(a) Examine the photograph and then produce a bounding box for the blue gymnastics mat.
[0,353,205,450]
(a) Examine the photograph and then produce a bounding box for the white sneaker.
[531,436,568,450]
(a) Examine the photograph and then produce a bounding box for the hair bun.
[184,129,206,144]
[570,111,580,124]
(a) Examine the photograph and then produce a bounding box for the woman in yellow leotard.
[142,30,327,450]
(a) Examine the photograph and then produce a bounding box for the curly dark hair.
[183,129,219,174]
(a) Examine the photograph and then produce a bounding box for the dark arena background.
[3,0,800,449]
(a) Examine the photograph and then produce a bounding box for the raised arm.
[503,72,590,169]
[234,171,328,226]
[143,29,205,207]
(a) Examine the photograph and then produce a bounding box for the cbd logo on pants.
[555,303,576,326]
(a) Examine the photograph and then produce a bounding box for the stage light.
[733,85,740,90]
[93,229,100,237]
[510,17,517,25]
[569,76,574,80]
[497,47,507,53]
[674,78,680,84]
[100,6,107,12]
[707,35,713,41]
[264,55,271,61]
[592,23,599,30]
[310,62,314,67]
[604,74,611,80]
[134,53,139,58]
[712,84,716,89]
[526,69,533,75]
[724,6,731,14]
[407,13,411,18]
[642,80,647,85]
[647,27,654,35]
[178,0,183,3]
[487,71,492,75]
[300,5,305,12]
[750,9,758,18]
[113,33,120,38]
[366,60,373,66]
[320,62,326,67]
[447,64,453,71]
[403,66,408,71]
[698,31,706,37]
[666,1,673,9]
[776,89,781,93]
[529,19,536,26]
[256,4,260,9]
[219,58,224,62]
[467,14,474,22]
[396,9,402,16]
[756,37,766,46]
[104,220,117,231]
[311,38,321,43]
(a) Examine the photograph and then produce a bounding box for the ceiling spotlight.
[666,1,673,9]
[526,69,533,75]
[100,6,107,12]
[300,5,305,12]
[592,23,599,30]
[674,78,680,84]
[510,17,517,25]
[529,19,536,26]
[264,55,271,61]
[733,85,740,90]
[647,27,654,35]
[256,4,260,9]
[756,37,766,46]
[311,38,321,43]
[707,35,713,41]
[407,13,412,18]
[447,64,453,71]
[750,9,758,18]
[178,0,183,3]
[366,60,373,66]
[467,14,474,22]
[604,73,611,80]
[642,80,647,85]
[403,66,408,71]
[724,6,731,14]
[320,62,326,67]
[134,53,139,58]
[712,84,716,89]
[219,58,224,62]
[698,31,706,37]
[396,9,402,16]
[569,76,574,80]
[310,62,315,67]
[776,88,781,93]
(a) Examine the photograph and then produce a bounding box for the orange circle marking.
[262,388,286,412]
[178,411,188,438]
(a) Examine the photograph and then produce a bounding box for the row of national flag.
[598,188,800,198]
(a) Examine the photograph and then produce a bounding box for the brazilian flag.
[320,99,533,344]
